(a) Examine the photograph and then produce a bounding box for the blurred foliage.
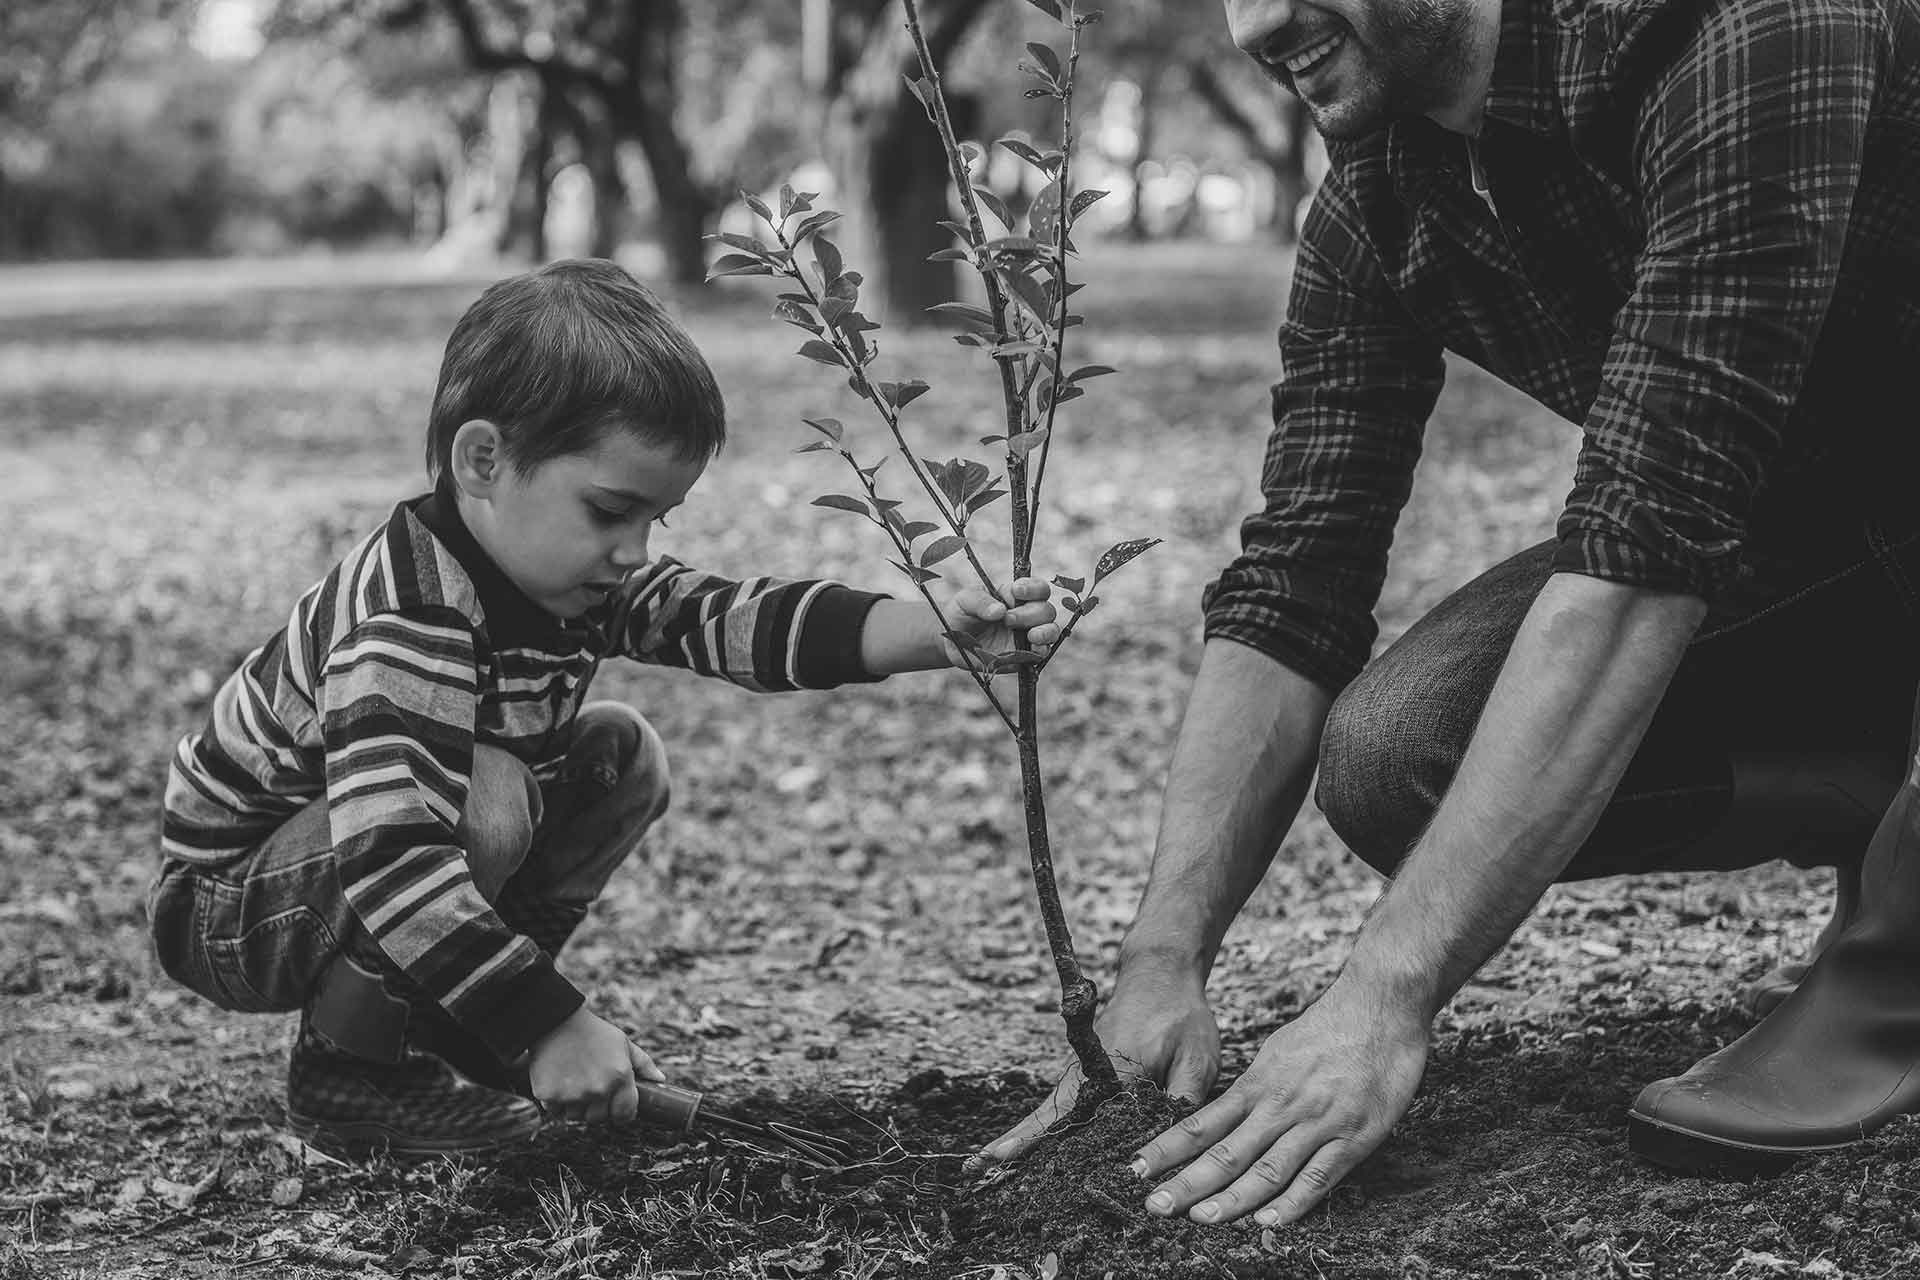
[0,0,1310,264]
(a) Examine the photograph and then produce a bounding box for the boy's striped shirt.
[162,489,883,1061]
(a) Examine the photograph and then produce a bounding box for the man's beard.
[1304,0,1475,142]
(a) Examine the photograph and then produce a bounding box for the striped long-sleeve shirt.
[161,488,884,1059]
[1204,0,1920,694]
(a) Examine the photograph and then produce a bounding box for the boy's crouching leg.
[290,746,545,1156]
[497,701,671,958]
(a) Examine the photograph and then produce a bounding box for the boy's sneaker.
[285,1028,542,1157]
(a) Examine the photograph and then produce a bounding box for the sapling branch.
[1027,14,1086,525]
[768,219,1006,602]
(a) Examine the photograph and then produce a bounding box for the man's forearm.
[1120,639,1333,976]
[1339,572,1707,1018]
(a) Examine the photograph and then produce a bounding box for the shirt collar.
[1482,0,1562,135]
[412,481,575,649]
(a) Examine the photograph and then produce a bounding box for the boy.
[149,258,1058,1155]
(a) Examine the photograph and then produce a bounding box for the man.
[970,0,1920,1230]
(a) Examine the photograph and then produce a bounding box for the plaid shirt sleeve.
[609,555,887,690]
[1552,0,1881,598]
[1203,160,1448,694]
[319,608,584,1063]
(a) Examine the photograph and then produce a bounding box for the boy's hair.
[425,258,726,480]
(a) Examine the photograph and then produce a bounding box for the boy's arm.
[319,608,583,1064]
[610,555,888,689]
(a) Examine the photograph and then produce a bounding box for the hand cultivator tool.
[635,1081,852,1166]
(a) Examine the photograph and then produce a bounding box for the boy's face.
[456,423,708,618]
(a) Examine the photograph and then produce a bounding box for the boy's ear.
[449,419,508,497]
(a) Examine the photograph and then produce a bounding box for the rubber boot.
[1627,766,1920,1176]
[1676,753,1895,1017]
[286,953,543,1157]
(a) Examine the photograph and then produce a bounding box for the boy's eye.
[587,503,632,526]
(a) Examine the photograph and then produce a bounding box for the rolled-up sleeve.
[1205,160,1447,694]
[1554,0,1878,598]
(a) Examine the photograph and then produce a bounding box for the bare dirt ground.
[4,243,1913,1279]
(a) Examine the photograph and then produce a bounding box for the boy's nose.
[611,531,650,569]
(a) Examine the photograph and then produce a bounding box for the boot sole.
[1626,1111,1851,1177]
[286,1109,544,1160]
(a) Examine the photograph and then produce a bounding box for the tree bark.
[819,0,989,327]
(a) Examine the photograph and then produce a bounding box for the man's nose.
[1225,0,1297,54]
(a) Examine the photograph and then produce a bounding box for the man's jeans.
[1315,516,1920,880]
[149,701,670,1015]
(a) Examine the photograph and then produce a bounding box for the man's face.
[1224,0,1475,141]
[464,427,707,619]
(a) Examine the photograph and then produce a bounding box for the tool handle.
[633,1080,703,1132]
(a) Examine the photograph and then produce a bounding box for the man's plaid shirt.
[1204,0,1920,694]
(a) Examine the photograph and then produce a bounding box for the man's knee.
[1315,669,1462,877]
[458,745,541,898]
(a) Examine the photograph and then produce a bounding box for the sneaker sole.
[1625,1111,1848,1177]
[286,1109,543,1159]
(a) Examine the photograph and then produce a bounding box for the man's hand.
[1132,980,1428,1227]
[527,1006,666,1125]
[941,577,1061,669]
[967,958,1221,1173]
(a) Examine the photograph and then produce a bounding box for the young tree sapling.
[709,0,1149,1099]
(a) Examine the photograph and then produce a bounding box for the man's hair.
[425,258,726,480]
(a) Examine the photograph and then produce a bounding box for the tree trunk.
[626,102,713,285]
[819,0,989,327]
[1124,74,1157,241]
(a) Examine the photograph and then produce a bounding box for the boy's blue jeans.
[1315,515,1920,880]
[149,702,670,1022]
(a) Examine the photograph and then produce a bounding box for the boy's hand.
[942,577,1061,669]
[528,1006,666,1125]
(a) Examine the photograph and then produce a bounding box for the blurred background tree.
[0,0,1319,284]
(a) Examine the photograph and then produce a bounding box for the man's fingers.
[1165,1044,1216,1106]
[966,1080,1079,1174]
[1186,1127,1325,1224]
[1255,1139,1366,1227]
[1008,576,1049,602]
[1133,1088,1250,1182]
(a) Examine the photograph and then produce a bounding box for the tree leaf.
[928,246,970,262]
[812,494,871,518]
[1003,269,1053,327]
[904,74,937,115]
[1094,537,1162,580]
[894,379,931,408]
[998,138,1056,172]
[1025,42,1062,81]
[1022,0,1065,22]
[789,210,843,245]
[926,302,998,332]
[773,299,821,332]
[920,535,968,567]
[813,236,844,285]
[1051,574,1086,594]
[965,485,1008,514]
[902,520,941,541]
[1028,185,1063,243]
[803,417,844,443]
[742,190,773,224]
[795,440,834,454]
[779,182,796,220]
[974,187,1015,232]
[1069,189,1110,222]
[1007,427,1049,460]
[943,628,988,654]
[960,140,985,170]
[892,559,941,585]
[987,650,1044,670]
[1067,364,1116,383]
[708,255,772,280]
[713,232,770,256]
[798,340,844,367]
